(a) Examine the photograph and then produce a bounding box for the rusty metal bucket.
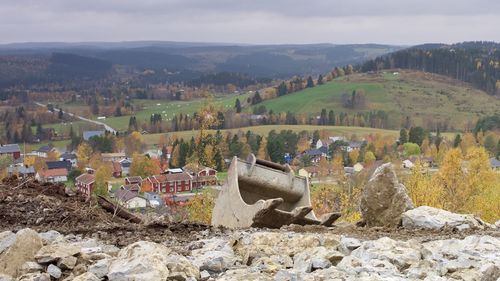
[211,154,340,228]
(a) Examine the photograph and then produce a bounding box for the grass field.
[254,71,500,129]
[99,92,253,132]
[142,125,402,147]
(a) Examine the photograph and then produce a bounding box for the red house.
[0,144,21,160]
[75,173,96,198]
[125,176,143,185]
[142,172,193,194]
[184,165,218,188]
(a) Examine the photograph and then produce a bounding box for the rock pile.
[0,225,498,281]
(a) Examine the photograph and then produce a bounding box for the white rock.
[360,163,413,227]
[16,273,51,281]
[402,206,486,230]
[38,231,63,245]
[72,272,101,281]
[0,274,12,281]
[35,243,81,264]
[46,264,62,279]
[165,253,200,280]
[19,262,44,275]
[351,237,422,271]
[0,231,15,255]
[88,258,111,278]
[57,255,78,270]
[199,270,210,280]
[0,228,43,277]
[338,236,362,255]
[191,238,237,273]
[107,241,171,281]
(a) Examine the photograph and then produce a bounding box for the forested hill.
[361,42,500,95]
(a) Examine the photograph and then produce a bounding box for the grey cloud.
[0,0,499,44]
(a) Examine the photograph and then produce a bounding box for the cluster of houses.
[74,164,217,209]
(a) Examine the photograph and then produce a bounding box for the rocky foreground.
[0,221,499,281]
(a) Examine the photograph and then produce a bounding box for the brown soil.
[1,176,497,250]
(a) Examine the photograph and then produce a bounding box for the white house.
[36,168,68,183]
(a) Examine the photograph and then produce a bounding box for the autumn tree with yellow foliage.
[405,147,500,222]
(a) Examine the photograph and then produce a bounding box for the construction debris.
[212,154,340,228]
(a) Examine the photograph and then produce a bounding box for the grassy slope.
[101,92,253,132]
[255,71,500,129]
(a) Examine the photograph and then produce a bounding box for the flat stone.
[57,255,78,270]
[46,264,62,279]
[35,243,81,264]
[72,272,100,281]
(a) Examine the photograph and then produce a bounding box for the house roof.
[165,172,193,182]
[490,157,500,168]
[83,131,105,141]
[318,146,329,154]
[120,184,140,192]
[60,153,77,160]
[36,145,55,153]
[76,173,95,185]
[125,176,143,183]
[46,160,72,171]
[166,168,184,174]
[304,149,323,157]
[115,189,144,203]
[38,168,68,178]
[0,144,20,154]
[7,165,35,174]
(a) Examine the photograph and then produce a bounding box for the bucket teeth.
[320,212,342,227]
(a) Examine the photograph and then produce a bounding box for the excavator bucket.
[212,154,340,229]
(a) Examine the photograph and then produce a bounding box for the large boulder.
[402,206,489,230]
[0,229,43,277]
[360,163,413,227]
[107,241,171,281]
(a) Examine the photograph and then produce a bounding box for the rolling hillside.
[255,70,500,130]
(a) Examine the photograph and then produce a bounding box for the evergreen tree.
[317,74,324,85]
[328,110,336,125]
[277,81,288,96]
[399,128,408,144]
[306,76,314,88]
[453,134,462,148]
[235,98,242,113]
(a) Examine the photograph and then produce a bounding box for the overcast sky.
[1,0,499,45]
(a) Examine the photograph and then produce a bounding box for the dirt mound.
[0,176,129,232]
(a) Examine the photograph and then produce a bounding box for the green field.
[99,93,253,132]
[255,71,500,129]
[142,125,404,147]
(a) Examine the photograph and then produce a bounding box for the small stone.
[0,274,13,281]
[200,270,210,280]
[16,273,51,281]
[88,258,110,278]
[38,231,63,245]
[19,262,44,275]
[47,264,62,279]
[0,231,15,255]
[57,255,78,270]
[72,272,100,281]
